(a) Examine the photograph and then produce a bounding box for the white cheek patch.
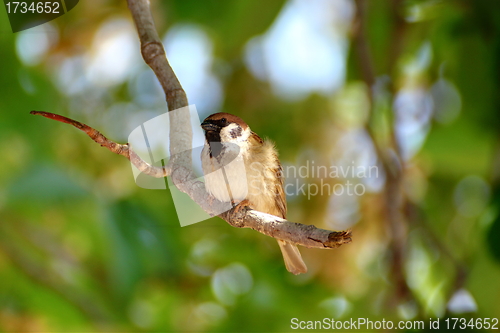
[220,124,250,143]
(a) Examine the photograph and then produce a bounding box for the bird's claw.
[232,199,250,215]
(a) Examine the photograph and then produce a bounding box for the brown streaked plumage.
[201,112,307,275]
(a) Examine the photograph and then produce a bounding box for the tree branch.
[222,209,352,249]
[353,0,412,304]
[126,0,191,166]
[30,0,352,252]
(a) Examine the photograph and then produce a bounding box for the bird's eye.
[220,118,227,124]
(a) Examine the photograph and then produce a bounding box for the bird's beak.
[201,121,219,132]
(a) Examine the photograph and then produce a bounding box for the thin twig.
[30,111,170,178]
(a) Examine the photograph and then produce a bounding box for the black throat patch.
[205,131,222,158]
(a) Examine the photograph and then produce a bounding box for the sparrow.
[200,112,307,275]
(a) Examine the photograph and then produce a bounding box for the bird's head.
[201,112,250,145]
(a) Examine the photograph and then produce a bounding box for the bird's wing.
[248,131,287,219]
[273,160,287,219]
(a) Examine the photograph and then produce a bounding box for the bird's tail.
[277,239,307,275]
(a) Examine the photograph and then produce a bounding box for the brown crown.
[203,112,249,130]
